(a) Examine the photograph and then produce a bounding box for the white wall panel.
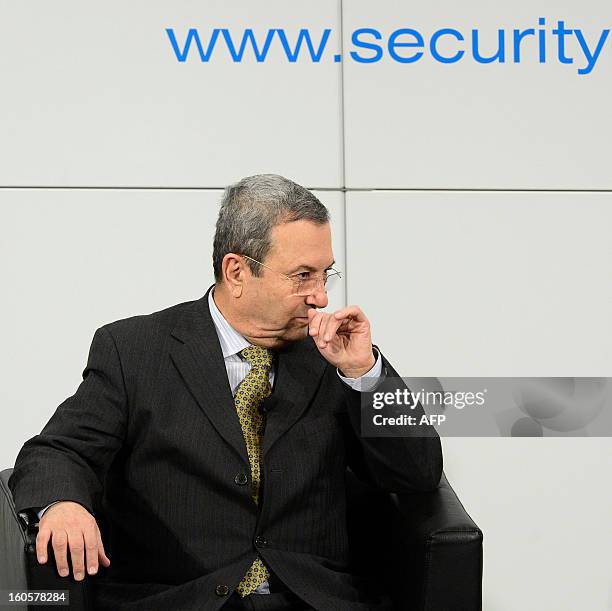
[0,1,343,188]
[346,191,612,376]
[0,188,345,467]
[342,0,612,189]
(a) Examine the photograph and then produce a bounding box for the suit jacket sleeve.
[9,326,128,516]
[341,350,443,493]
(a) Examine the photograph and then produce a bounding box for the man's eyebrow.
[288,260,336,274]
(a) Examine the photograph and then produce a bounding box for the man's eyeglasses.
[239,254,342,296]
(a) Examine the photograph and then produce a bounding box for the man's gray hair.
[213,174,329,281]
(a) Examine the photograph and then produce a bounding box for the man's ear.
[222,253,245,297]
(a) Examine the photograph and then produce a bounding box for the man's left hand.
[308,305,376,378]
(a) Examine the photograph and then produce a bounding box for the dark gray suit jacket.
[9,286,442,611]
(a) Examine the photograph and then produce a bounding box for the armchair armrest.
[391,472,483,610]
[345,469,482,611]
[1,468,28,599]
[1,468,92,611]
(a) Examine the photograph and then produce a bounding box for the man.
[9,174,442,610]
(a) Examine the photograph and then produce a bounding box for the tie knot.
[240,345,274,372]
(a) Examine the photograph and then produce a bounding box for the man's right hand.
[36,501,111,580]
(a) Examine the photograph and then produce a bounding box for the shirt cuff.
[337,347,385,392]
[37,501,61,520]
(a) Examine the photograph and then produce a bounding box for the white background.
[1,2,611,609]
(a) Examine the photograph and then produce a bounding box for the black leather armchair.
[0,469,92,610]
[345,469,483,610]
[1,467,482,610]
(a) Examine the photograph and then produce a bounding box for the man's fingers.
[67,529,86,580]
[311,312,330,344]
[319,315,342,345]
[97,528,111,567]
[308,311,324,338]
[311,313,344,349]
[36,528,51,563]
[37,502,107,580]
[311,306,370,350]
[333,305,366,322]
[83,525,99,575]
[51,530,69,577]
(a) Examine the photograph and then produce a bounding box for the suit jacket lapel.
[263,339,327,458]
[169,286,250,468]
[169,285,328,466]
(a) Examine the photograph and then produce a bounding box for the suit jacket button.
[215,584,230,596]
[234,472,248,485]
[254,535,268,548]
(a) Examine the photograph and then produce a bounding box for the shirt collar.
[208,286,251,359]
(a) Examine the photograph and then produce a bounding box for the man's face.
[239,220,334,347]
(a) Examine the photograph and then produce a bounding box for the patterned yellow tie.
[234,345,274,597]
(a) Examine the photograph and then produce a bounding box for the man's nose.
[306,285,328,309]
